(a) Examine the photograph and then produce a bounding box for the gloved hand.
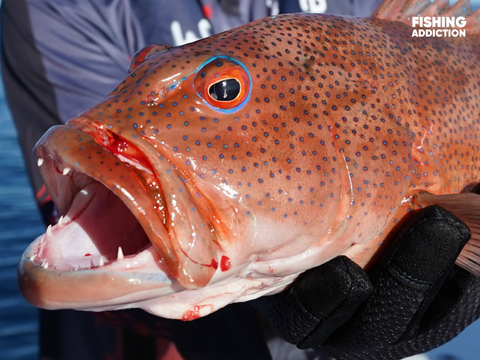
[256,204,480,360]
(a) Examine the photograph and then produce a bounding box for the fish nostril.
[145,93,160,106]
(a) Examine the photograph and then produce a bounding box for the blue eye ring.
[193,56,252,114]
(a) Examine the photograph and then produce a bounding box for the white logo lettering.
[299,0,327,14]
[171,21,199,46]
[411,16,467,37]
[457,16,467,27]
[171,19,212,46]
[198,19,212,39]
[266,0,280,15]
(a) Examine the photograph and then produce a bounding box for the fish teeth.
[30,254,36,262]
[58,215,64,226]
[99,256,104,267]
[42,261,49,269]
[117,246,124,260]
[37,158,44,167]
[46,224,53,236]
[62,167,71,176]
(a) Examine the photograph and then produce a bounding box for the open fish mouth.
[18,124,218,310]
[26,169,153,272]
[31,124,167,274]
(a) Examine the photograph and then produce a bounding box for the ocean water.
[0,83,42,358]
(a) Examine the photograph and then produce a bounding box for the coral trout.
[19,0,480,320]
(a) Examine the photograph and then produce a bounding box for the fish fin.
[465,6,480,33]
[372,0,480,34]
[373,0,448,22]
[415,192,480,276]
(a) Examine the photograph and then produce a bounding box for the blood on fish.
[63,196,94,225]
[54,164,73,180]
[179,247,219,270]
[182,306,202,321]
[220,255,231,272]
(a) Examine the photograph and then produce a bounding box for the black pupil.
[208,79,240,101]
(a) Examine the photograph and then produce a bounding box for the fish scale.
[18,1,480,320]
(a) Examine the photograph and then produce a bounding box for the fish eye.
[194,57,251,113]
[208,79,241,101]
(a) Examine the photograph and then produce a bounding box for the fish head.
[19,15,404,318]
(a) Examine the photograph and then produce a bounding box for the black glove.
[257,204,480,360]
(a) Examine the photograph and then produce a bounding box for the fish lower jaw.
[24,239,164,273]
[18,179,175,310]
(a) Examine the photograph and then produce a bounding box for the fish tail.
[414,191,480,276]
[373,0,480,35]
